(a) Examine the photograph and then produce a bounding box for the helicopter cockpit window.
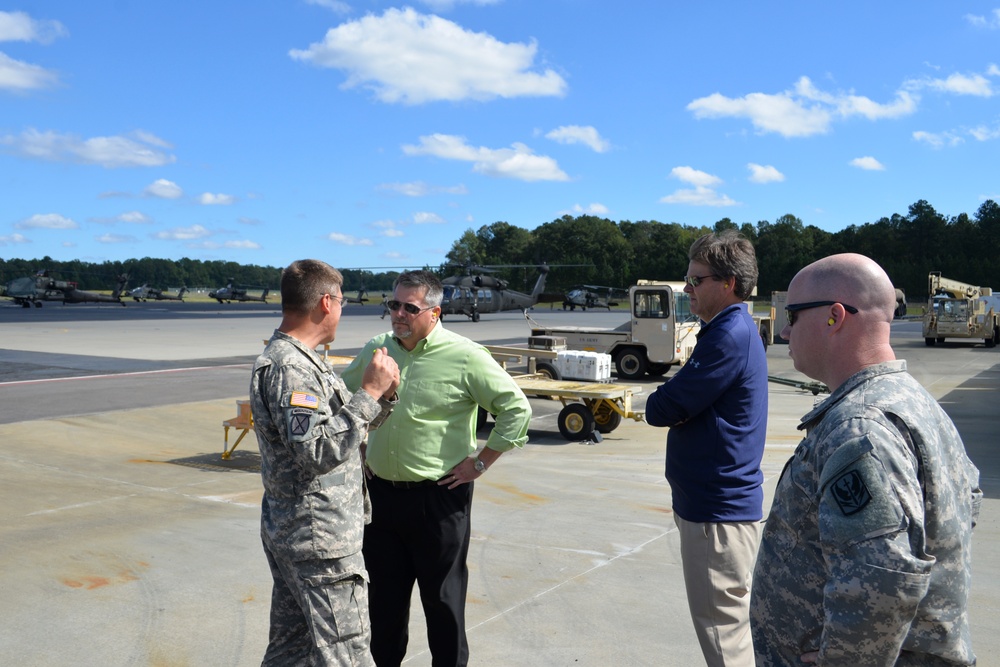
[478,289,491,302]
[443,286,456,300]
[633,290,669,319]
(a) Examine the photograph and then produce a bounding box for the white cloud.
[669,166,722,187]
[143,179,183,199]
[89,211,154,225]
[14,213,77,229]
[328,232,374,246]
[965,9,1000,29]
[747,163,785,184]
[289,7,567,104]
[185,239,261,250]
[661,167,736,206]
[565,203,610,215]
[660,187,738,207]
[238,216,264,225]
[413,211,446,224]
[198,192,237,205]
[403,133,569,182]
[688,76,916,138]
[0,128,176,167]
[382,228,405,237]
[0,232,29,245]
[849,156,885,171]
[913,130,963,148]
[419,0,501,11]
[223,240,261,249]
[154,224,211,240]
[96,233,137,244]
[545,125,611,153]
[906,71,994,97]
[377,181,468,196]
[304,0,351,14]
[969,124,1000,141]
[0,11,67,44]
[0,52,58,91]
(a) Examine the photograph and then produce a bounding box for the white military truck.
[923,271,1000,348]
[530,280,772,380]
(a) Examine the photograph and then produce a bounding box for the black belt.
[371,474,439,489]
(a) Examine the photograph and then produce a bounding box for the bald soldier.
[750,254,982,666]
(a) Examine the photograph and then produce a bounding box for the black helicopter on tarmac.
[130,284,188,302]
[1,270,128,307]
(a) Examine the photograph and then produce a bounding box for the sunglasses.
[683,274,721,287]
[386,300,433,316]
[785,301,858,326]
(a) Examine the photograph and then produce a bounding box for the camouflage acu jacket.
[250,331,390,561]
[751,360,982,666]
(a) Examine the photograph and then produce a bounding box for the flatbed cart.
[484,345,645,442]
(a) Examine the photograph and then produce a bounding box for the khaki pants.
[674,515,761,667]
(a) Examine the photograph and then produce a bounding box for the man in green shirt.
[342,270,531,667]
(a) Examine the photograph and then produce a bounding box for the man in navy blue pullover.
[646,230,768,667]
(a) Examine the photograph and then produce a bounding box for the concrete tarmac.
[0,302,997,666]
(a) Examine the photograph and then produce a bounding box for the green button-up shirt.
[341,322,531,482]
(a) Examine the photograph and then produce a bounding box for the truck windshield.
[674,291,694,322]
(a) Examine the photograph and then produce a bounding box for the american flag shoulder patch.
[289,392,319,409]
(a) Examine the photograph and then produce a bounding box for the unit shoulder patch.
[831,469,872,516]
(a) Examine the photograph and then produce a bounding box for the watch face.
[474,459,486,472]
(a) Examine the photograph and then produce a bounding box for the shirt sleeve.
[466,345,531,452]
[645,327,738,427]
[814,424,933,664]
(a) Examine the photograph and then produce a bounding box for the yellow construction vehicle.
[922,272,1000,348]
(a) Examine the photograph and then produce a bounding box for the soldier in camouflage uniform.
[751,254,982,666]
[250,259,400,666]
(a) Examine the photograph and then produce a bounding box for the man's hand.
[361,347,400,401]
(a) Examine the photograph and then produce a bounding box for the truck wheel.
[615,348,647,380]
[925,337,935,347]
[558,404,597,441]
[535,361,562,381]
[594,403,623,433]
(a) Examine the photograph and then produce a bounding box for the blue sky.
[2,1,998,270]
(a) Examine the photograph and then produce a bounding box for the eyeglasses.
[325,293,349,307]
[386,299,433,316]
[683,274,721,287]
[785,301,858,326]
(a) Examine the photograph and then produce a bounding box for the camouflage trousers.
[262,544,374,667]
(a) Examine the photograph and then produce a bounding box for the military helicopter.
[208,279,270,304]
[562,284,627,311]
[130,284,188,302]
[439,263,553,322]
[1,270,128,307]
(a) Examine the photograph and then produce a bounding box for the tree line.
[2,198,998,300]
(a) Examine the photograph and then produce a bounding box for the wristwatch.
[473,456,487,473]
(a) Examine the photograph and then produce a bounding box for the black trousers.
[364,475,473,667]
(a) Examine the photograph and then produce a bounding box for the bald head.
[784,253,897,390]
[791,253,896,324]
